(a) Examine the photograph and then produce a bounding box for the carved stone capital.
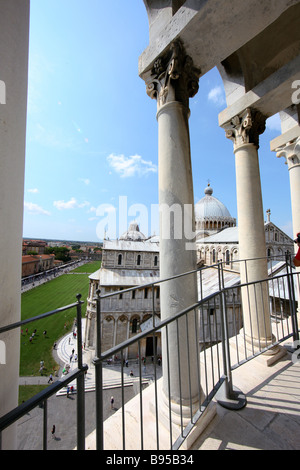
[224,108,266,151]
[276,136,300,170]
[145,40,201,110]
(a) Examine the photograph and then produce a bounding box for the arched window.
[118,254,122,265]
[137,254,141,266]
[132,318,139,334]
[154,255,158,266]
[225,250,230,265]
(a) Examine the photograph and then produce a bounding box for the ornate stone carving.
[276,136,300,170]
[225,108,266,150]
[146,40,201,109]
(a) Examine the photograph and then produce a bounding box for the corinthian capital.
[225,108,266,150]
[145,40,201,110]
[276,136,300,170]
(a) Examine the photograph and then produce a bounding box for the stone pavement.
[191,350,300,450]
[84,342,300,451]
[17,320,162,450]
[18,322,300,451]
[54,319,162,395]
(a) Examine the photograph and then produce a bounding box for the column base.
[149,380,216,450]
[231,331,287,367]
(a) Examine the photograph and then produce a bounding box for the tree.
[44,247,71,262]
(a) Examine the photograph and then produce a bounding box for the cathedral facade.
[84,223,161,360]
[196,185,294,269]
[85,187,294,355]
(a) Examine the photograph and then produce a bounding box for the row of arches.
[117,253,158,267]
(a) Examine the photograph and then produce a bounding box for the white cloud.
[78,201,90,208]
[208,86,226,106]
[79,178,90,186]
[53,197,90,210]
[28,188,39,194]
[107,153,157,178]
[24,202,51,216]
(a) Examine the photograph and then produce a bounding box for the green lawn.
[20,273,90,377]
[71,260,101,273]
[19,385,48,405]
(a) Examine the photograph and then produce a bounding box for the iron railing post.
[94,289,104,450]
[217,262,247,410]
[286,254,299,343]
[43,399,47,450]
[76,294,86,450]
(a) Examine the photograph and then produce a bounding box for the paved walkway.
[17,321,162,450]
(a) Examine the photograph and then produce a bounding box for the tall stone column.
[145,41,202,423]
[276,136,300,247]
[224,108,275,350]
[0,1,30,449]
[275,136,300,321]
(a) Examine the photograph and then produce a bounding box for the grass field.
[71,260,101,273]
[19,385,48,405]
[20,272,91,377]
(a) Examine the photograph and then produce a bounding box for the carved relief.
[276,136,300,170]
[225,108,266,150]
[146,40,201,109]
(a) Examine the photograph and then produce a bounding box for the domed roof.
[120,222,146,241]
[195,184,232,220]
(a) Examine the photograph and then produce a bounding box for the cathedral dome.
[195,184,236,233]
[195,184,232,219]
[120,222,146,241]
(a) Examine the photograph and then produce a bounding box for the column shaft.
[225,108,274,348]
[0,1,30,449]
[145,40,202,421]
[157,101,199,408]
[234,142,272,345]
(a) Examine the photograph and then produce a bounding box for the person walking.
[110,396,114,410]
[51,425,56,440]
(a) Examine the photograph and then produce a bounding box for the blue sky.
[23,0,293,242]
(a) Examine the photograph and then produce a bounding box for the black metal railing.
[0,254,299,450]
[0,294,87,450]
[91,253,299,450]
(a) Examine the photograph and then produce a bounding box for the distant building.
[22,254,55,278]
[22,239,48,255]
[85,186,295,353]
[196,185,294,268]
[84,222,161,359]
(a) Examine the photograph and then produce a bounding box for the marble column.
[276,136,300,247]
[0,1,30,449]
[145,40,202,423]
[275,135,300,321]
[224,108,275,350]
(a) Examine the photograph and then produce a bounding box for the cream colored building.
[196,184,294,269]
[84,223,161,359]
[0,0,300,450]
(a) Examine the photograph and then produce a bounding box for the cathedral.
[196,184,294,269]
[85,185,294,356]
[84,222,161,359]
